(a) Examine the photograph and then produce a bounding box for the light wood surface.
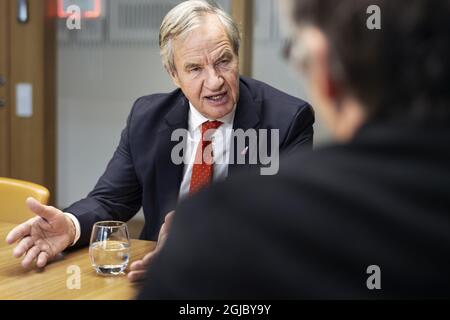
[0,222,156,300]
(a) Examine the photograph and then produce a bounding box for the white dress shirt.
[66,101,236,246]
[178,102,236,200]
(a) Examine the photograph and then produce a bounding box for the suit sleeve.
[64,100,143,247]
[281,102,315,153]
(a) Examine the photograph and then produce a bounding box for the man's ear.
[312,29,339,103]
[167,67,181,88]
[304,27,365,142]
[297,27,342,137]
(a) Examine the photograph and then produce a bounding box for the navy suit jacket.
[65,77,314,245]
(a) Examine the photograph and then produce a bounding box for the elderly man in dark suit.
[138,0,450,299]
[5,0,314,281]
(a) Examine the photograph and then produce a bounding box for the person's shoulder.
[240,76,312,115]
[255,143,351,184]
[277,144,356,185]
[130,88,184,118]
[180,143,351,224]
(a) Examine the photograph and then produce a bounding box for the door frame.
[0,0,11,177]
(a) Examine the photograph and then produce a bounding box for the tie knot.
[202,120,222,134]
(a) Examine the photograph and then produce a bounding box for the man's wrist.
[63,212,81,246]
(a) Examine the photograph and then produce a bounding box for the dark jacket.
[65,77,314,244]
[139,122,450,299]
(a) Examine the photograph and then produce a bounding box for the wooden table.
[0,222,156,300]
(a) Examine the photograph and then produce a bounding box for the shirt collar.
[188,102,236,132]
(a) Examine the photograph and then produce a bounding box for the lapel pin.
[241,146,249,156]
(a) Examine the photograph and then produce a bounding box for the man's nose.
[204,66,224,90]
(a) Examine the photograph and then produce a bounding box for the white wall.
[57,46,174,211]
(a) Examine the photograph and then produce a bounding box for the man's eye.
[219,59,230,65]
[190,67,201,72]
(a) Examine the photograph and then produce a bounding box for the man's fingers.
[36,251,49,268]
[165,211,175,223]
[26,197,57,221]
[21,246,41,268]
[128,270,147,283]
[12,236,34,258]
[6,198,57,245]
[129,259,144,271]
[6,222,32,245]
[128,250,159,282]
[130,251,158,271]
[142,250,158,265]
[157,211,175,245]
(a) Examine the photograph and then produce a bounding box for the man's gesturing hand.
[128,211,175,282]
[5,197,76,269]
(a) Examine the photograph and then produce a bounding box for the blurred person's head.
[281,0,450,141]
[159,0,240,120]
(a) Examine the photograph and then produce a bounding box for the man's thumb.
[26,197,57,221]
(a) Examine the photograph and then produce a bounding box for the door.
[0,0,56,202]
[0,0,10,177]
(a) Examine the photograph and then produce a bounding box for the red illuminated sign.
[57,0,102,19]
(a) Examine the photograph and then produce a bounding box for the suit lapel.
[228,79,261,176]
[154,79,262,210]
[155,95,189,215]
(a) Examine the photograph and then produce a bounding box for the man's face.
[290,26,366,141]
[287,26,340,133]
[292,27,333,128]
[170,14,240,120]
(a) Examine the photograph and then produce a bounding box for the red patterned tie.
[189,120,223,195]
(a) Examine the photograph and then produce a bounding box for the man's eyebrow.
[183,50,234,70]
[214,49,233,63]
[184,62,202,70]
[216,50,233,61]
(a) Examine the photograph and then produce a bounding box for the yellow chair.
[0,177,50,224]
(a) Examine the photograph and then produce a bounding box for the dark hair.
[292,0,450,123]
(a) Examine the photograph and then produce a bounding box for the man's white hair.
[159,0,241,74]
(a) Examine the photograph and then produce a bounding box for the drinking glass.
[89,221,130,276]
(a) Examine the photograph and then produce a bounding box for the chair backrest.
[0,177,50,224]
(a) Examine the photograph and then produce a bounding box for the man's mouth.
[208,94,225,101]
[204,92,228,105]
